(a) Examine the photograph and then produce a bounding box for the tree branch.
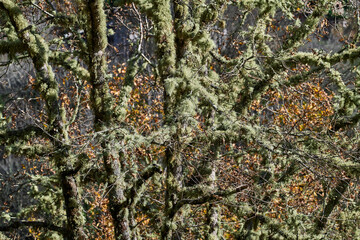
[177,185,248,208]
[315,178,350,231]
[49,51,90,81]
[0,39,26,55]
[0,126,49,144]
[0,220,66,235]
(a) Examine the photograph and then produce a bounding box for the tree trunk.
[84,0,132,239]
[206,141,220,240]
[0,1,86,238]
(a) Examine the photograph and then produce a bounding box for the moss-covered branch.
[82,0,136,239]
[127,164,162,203]
[0,126,49,144]
[48,51,90,81]
[177,184,247,208]
[4,143,52,158]
[282,0,333,52]
[0,0,61,128]
[0,39,26,55]
[114,54,139,121]
[315,178,350,231]
[333,113,360,130]
[0,220,66,236]
[0,1,86,238]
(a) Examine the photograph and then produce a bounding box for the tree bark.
[84,0,132,239]
[206,144,220,240]
[0,1,86,238]
[315,178,350,232]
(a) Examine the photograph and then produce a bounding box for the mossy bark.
[0,1,86,238]
[205,143,220,240]
[151,0,190,238]
[83,0,132,239]
[142,0,182,239]
[315,178,350,232]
